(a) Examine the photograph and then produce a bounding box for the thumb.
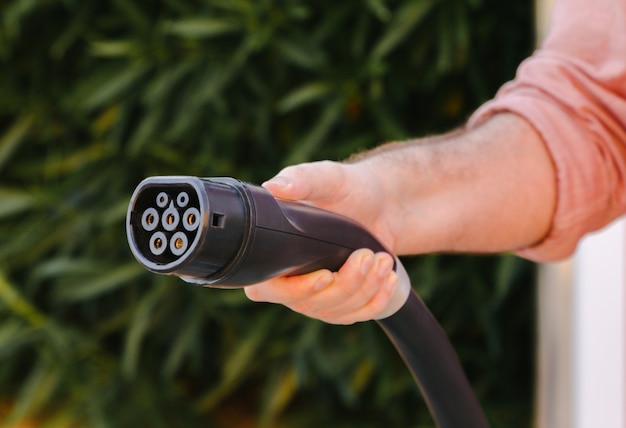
[263,161,348,203]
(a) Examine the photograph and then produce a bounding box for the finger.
[328,270,398,325]
[262,161,349,202]
[284,249,376,315]
[310,252,396,323]
[243,268,334,305]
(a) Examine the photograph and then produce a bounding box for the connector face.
[127,178,206,273]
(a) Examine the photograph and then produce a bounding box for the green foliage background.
[0,0,536,426]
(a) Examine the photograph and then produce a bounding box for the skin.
[244,113,557,324]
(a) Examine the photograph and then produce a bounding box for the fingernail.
[264,175,292,189]
[314,272,333,291]
[360,254,374,275]
[377,256,393,277]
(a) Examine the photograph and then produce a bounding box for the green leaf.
[371,0,435,60]
[493,254,522,304]
[31,258,104,281]
[161,18,241,38]
[274,37,327,70]
[0,113,35,173]
[260,367,298,426]
[366,0,391,21]
[162,310,201,378]
[194,311,277,411]
[0,270,46,329]
[142,60,197,106]
[276,81,333,113]
[122,283,167,378]
[55,263,144,303]
[112,0,151,33]
[0,320,38,358]
[2,0,41,40]
[6,357,62,424]
[79,64,149,111]
[43,141,113,175]
[284,98,343,165]
[89,40,138,58]
[0,188,35,218]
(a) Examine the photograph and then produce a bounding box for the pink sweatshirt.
[469,0,626,262]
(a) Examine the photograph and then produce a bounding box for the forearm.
[350,113,557,255]
[249,112,557,324]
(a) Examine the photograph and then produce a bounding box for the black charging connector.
[126,176,489,428]
[127,176,390,286]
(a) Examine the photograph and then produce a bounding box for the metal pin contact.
[149,231,167,255]
[141,208,159,231]
[176,192,189,207]
[162,202,180,231]
[156,192,169,208]
[170,231,188,256]
[183,207,200,231]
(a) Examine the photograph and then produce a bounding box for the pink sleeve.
[468,0,626,262]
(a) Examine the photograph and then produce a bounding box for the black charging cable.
[378,288,489,427]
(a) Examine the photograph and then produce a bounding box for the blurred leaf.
[0,112,35,173]
[350,358,375,395]
[0,270,46,328]
[284,98,343,164]
[276,81,333,113]
[142,60,197,107]
[494,254,525,305]
[261,367,298,427]
[274,37,327,70]
[55,263,144,303]
[2,0,41,40]
[162,308,202,378]
[122,283,167,378]
[366,0,391,21]
[0,188,35,218]
[160,18,241,38]
[89,40,138,58]
[195,310,277,411]
[371,0,435,60]
[7,357,63,424]
[0,320,38,358]
[43,141,113,176]
[79,64,149,111]
[112,0,151,33]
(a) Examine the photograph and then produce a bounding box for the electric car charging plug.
[126,176,489,428]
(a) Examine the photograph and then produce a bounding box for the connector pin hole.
[177,192,189,207]
[141,208,159,231]
[156,192,169,208]
[162,202,180,231]
[183,208,200,231]
[170,231,188,256]
[149,232,167,256]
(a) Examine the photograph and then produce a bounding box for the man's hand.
[244,248,398,325]
[243,113,557,323]
[262,160,396,251]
